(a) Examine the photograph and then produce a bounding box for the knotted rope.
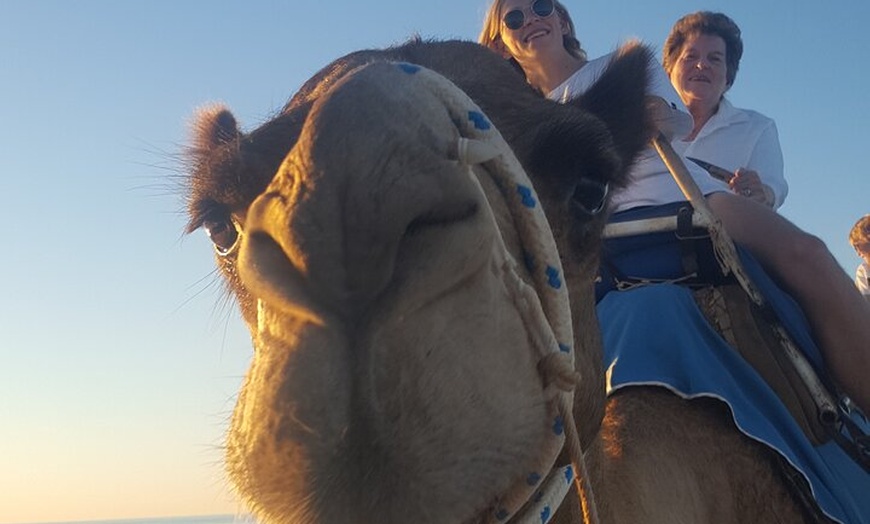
[393,62,597,524]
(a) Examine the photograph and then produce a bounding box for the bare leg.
[707,192,870,411]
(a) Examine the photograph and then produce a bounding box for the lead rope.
[391,62,599,524]
[539,354,598,524]
[458,115,599,524]
[465,135,599,524]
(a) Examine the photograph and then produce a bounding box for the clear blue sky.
[2,1,868,523]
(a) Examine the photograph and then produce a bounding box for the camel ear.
[573,41,655,184]
[191,105,241,154]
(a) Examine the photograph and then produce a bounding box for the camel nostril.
[238,230,329,326]
[240,230,293,293]
[404,200,480,237]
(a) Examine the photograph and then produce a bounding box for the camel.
[182,39,868,523]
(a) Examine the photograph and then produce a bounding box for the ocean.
[24,515,255,524]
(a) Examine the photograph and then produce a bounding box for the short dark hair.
[663,11,743,88]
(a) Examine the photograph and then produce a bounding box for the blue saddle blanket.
[597,204,870,523]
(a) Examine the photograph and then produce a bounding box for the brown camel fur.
[183,39,819,523]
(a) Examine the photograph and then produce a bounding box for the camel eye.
[572,178,609,216]
[204,216,241,256]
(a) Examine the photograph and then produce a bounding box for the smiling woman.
[663,11,787,208]
[478,0,587,94]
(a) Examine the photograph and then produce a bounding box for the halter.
[392,62,597,524]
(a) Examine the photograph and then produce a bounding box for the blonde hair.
[849,215,870,249]
[478,0,586,63]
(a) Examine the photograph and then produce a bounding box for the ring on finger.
[742,188,752,196]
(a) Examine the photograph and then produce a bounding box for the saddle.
[596,202,868,464]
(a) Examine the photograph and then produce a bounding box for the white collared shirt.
[671,98,788,209]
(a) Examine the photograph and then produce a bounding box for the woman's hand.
[729,168,774,207]
[646,96,693,140]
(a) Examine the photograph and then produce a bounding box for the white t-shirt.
[548,52,729,214]
[856,262,870,297]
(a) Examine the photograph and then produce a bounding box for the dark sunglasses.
[502,0,556,31]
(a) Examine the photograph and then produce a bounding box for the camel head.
[184,40,652,524]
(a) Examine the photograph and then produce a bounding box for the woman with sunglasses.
[479,0,870,413]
